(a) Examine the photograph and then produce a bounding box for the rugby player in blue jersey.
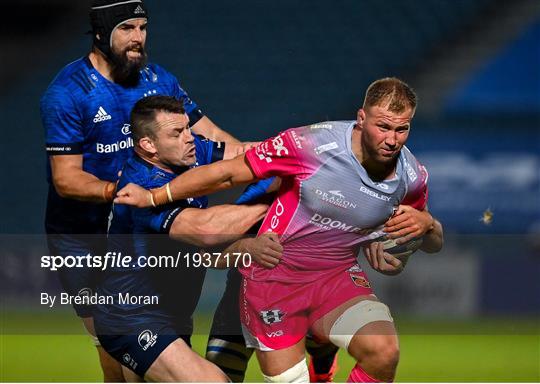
[94,95,281,381]
[40,1,248,380]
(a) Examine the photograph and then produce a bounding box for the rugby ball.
[380,236,423,260]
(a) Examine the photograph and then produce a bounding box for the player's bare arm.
[266,177,282,193]
[169,203,268,247]
[50,155,116,203]
[419,218,443,253]
[191,115,241,143]
[115,154,258,207]
[214,232,283,269]
[223,141,260,160]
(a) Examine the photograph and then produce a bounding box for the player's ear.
[357,108,366,127]
[138,137,157,154]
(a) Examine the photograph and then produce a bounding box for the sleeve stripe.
[187,108,204,125]
[211,141,225,163]
[46,142,83,155]
[160,207,184,234]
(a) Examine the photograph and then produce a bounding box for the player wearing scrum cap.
[115,77,444,382]
[40,0,245,380]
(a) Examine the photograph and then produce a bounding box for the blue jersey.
[41,56,203,234]
[235,177,275,205]
[96,135,224,328]
[108,135,224,259]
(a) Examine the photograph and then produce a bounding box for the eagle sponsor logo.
[315,189,357,209]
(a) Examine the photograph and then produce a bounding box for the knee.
[354,336,400,372]
[372,337,400,371]
[262,359,309,383]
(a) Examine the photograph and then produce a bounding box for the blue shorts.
[46,233,106,318]
[94,265,205,377]
[97,321,191,377]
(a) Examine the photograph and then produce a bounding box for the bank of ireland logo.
[138,329,158,351]
[260,309,284,325]
[123,353,131,364]
[121,124,131,135]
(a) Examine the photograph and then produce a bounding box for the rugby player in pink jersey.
[116,77,444,382]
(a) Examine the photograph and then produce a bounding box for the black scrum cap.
[90,0,148,58]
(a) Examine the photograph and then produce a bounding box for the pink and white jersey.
[243,121,428,283]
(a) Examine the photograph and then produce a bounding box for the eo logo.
[138,329,158,351]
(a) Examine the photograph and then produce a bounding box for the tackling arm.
[115,154,258,208]
[169,203,268,247]
[214,232,283,269]
[223,142,260,160]
[50,155,116,202]
[166,154,258,199]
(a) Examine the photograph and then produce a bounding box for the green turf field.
[1,311,538,382]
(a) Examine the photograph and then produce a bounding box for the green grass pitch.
[1,311,538,382]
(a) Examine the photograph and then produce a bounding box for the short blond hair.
[363,77,417,113]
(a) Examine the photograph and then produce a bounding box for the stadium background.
[1,0,539,381]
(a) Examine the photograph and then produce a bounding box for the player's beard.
[109,44,147,87]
